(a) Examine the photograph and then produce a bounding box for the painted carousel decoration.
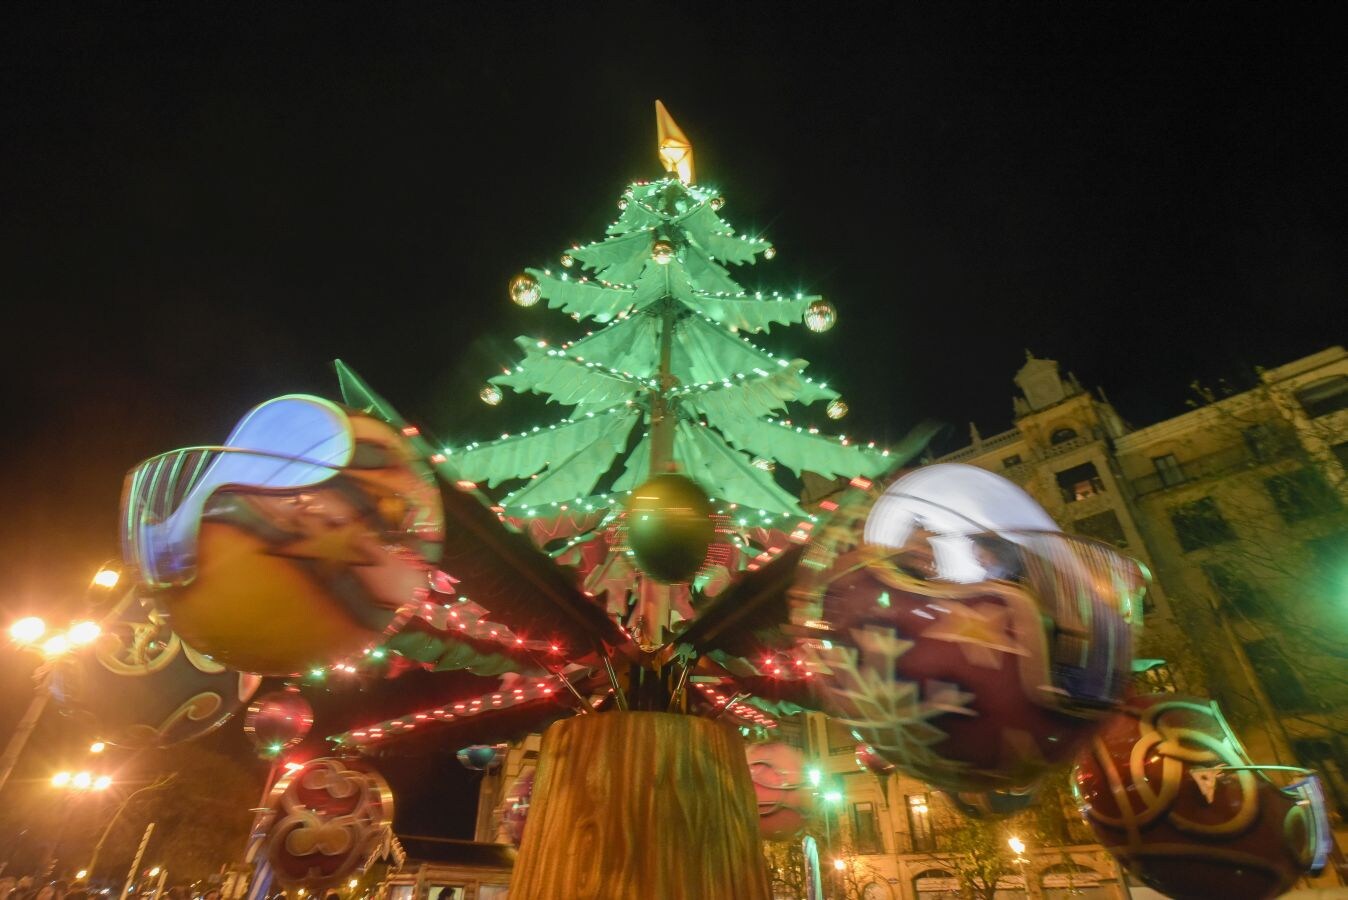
[1074,694,1332,900]
[122,394,443,676]
[49,588,260,747]
[746,741,816,840]
[790,463,1145,793]
[497,766,535,846]
[245,686,315,758]
[257,757,395,889]
[100,104,1333,899]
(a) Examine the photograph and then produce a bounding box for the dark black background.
[1,1,1344,839]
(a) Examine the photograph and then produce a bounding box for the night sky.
[1,3,1345,840]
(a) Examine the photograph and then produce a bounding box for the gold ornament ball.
[651,240,676,265]
[560,253,575,268]
[763,245,777,260]
[710,196,725,211]
[625,474,715,583]
[826,399,849,420]
[804,300,837,333]
[480,384,503,406]
[509,273,541,307]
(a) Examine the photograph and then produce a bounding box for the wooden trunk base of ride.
[508,711,771,900]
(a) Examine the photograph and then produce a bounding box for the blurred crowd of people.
[0,878,222,900]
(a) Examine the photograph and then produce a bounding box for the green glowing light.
[807,767,821,787]
[823,790,843,804]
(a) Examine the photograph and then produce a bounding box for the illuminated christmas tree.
[391,102,915,646]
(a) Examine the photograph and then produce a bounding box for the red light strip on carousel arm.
[694,683,779,730]
[329,665,597,748]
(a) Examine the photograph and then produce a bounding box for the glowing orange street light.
[41,634,72,657]
[68,621,101,646]
[9,617,46,645]
[92,566,121,590]
[52,771,72,788]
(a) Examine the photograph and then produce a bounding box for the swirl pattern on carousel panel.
[1073,694,1329,900]
[121,395,444,675]
[48,589,261,748]
[790,464,1145,793]
[746,742,815,841]
[261,757,395,889]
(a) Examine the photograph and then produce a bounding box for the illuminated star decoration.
[655,99,695,184]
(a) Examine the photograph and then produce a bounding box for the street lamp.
[68,621,102,646]
[92,566,121,590]
[10,616,46,645]
[0,562,124,797]
[1008,836,1029,897]
[42,634,72,657]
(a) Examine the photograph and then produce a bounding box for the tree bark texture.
[508,712,771,900]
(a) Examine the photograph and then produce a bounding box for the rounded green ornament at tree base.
[625,474,715,583]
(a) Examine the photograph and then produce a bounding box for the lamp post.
[87,775,176,879]
[40,766,115,877]
[1008,836,1029,897]
[0,562,120,797]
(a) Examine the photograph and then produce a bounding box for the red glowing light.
[401,426,420,437]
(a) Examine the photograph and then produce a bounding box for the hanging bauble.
[458,744,505,772]
[745,742,815,841]
[625,474,715,583]
[509,273,541,307]
[47,589,261,748]
[651,239,676,265]
[751,457,776,472]
[498,766,535,846]
[244,686,314,758]
[1074,694,1331,900]
[261,757,395,890]
[560,253,574,268]
[790,463,1145,793]
[617,196,629,210]
[855,744,896,777]
[804,300,836,333]
[944,786,1038,820]
[710,196,725,211]
[826,399,848,420]
[763,245,777,260]
[124,396,444,675]
[480,384,503,406]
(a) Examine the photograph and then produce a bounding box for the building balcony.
[938,428,1022,464]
